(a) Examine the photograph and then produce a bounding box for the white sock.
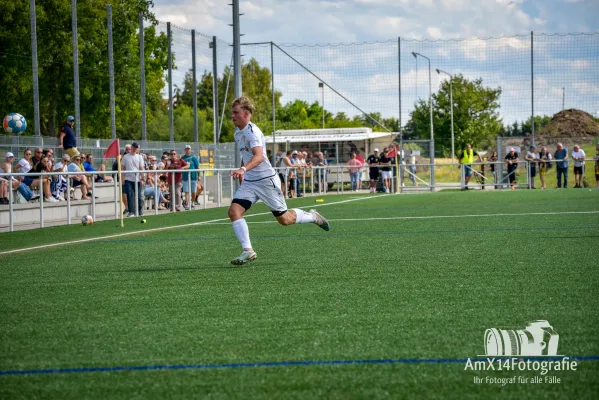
[293,208,315,224]
[232,218,252,251]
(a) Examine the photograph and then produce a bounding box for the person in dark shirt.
[33,157,58,202]
[505,147,519,190]
[379,148,393,193]
[59,116,80,158]
[367,149,381,194]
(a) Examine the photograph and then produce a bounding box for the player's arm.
[230,146,264,179]
[58,131,65,149]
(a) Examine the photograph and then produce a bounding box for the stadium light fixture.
[436,68,455,164]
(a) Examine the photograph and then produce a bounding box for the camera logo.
[484,320,560,356]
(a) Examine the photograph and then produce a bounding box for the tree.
[0,0,168,138]
[410,74,502,156]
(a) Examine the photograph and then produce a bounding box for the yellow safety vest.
[461,149,474,164]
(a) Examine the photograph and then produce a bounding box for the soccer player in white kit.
[228,96,330,265]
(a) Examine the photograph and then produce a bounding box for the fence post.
[211,36,219,143]
[66,178,71,224]
[91,174,96,221]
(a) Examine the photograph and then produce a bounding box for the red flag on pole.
[103,138,120,159]
[386,147,397,159]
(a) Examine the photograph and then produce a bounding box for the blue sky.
[152,0,599,124]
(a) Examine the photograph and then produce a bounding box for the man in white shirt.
[121,142,145,217]
[571,144,586,188]
[525,144,539,189]
[227,96,330,265]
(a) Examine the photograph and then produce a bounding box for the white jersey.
[234,122,275,181]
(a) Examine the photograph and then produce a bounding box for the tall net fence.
[3,4,598,164]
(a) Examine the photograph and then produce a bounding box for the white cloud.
[462,39,487,61]
[573,82,599,95]
[426,27,442,39]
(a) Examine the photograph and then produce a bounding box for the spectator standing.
[181,145,200,209]
[571,145,586,188]
[367,149,380,193]
[355,151,365,190]
[505,147,519,190]
[166,149,189,212]
[290,150,303,197]
[594,143,599,188]
[58,116,80,157]
[538,147,552,190]
[379,147,393,193]
[83,154,113,183]
[347,153,362,191]
[122,142,145,216]
[458,144,479,190]
[525,145,538,189]
[283,151,296,198]
[554,143,569,189]
[489,150,499,187]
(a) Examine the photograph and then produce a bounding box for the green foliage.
[0,0,166,138]
[409,74,502,156]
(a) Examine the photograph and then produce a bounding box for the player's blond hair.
[232,96,256,115]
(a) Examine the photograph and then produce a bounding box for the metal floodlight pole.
[71,0,81,139]
[30,0,40,136]
[562,87,565,110]
[271,41,276,166]
[412,52,434,190]
[436,68,454,164]
[139,13,147,142]
[107,4,116,139]
[319,82,324,129]
[192,30,198,146]
[530,31,535,147]
[167,22,174,143]
[210,37,219,144]
[231,0,242,169]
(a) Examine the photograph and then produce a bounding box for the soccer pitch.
[1,190,598,399]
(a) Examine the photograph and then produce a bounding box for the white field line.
[204,210,599,225]
[0,196,380,256]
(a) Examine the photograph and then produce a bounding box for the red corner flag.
[386,147,397,159]
[103,138,120,159]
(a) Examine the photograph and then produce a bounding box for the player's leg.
[228,183,259,265]
[257,175,330,231]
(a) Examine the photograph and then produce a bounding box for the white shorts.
[234,174,287,213]
[381,171,393,179]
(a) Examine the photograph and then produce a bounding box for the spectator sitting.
[144,174,167,210]
[15,148,33,184]
[32,156,58,202]
[51,154,70,200]
[0,152,38,203]
[31,147,43,169]
[83,154,113,183]
[67,155,91,200]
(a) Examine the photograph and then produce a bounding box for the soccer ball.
[81,215,93,225]
[3,113,27,134]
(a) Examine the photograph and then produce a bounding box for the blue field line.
[1,356,598,376]
[97,225,599,244]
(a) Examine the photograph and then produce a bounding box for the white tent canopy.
[264,128,392,144]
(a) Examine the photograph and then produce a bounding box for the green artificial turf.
[1,190,598,399]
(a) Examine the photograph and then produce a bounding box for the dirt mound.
[539,109,599,138]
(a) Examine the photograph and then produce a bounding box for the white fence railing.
[1,158,596,231]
